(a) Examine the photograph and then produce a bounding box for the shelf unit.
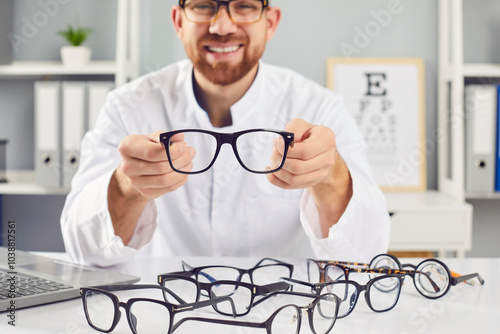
[0,0,140,195]
[438,0,500,201]
[0,0,140,86]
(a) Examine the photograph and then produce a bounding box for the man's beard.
[188,34,263,86]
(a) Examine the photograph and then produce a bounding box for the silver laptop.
[0,247,140,311]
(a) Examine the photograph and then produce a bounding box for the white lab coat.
[60,60,390,266]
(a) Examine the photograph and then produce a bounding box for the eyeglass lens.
[162,278,252,316]
[168,130,286,173]
[312,294,338,333]
[184,0,264,24]
[129,300,171,334]
[84,290,173,334]
[270,305,300,333]
[84,290,115,332]
[414,260,450,298]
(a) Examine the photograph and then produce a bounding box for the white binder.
[465,84,498,193]
[87,81,114,130]
[34,81,61,188]
[61,81,86,188]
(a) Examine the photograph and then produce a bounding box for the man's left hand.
[267,118,338,190]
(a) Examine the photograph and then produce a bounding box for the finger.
[170,147,196,171]
[119,134,168,162]
[269,164,331,189]
[286,127,335,160]
[123,146,195,177]
[284,118,314,142]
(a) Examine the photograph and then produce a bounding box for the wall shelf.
[0,170,68,195]
[0,61,118,76]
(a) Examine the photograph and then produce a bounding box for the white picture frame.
[327,58,427,191]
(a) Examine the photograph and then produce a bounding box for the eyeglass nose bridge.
[213,1,233,22]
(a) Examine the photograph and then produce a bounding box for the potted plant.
[57,24,93,67]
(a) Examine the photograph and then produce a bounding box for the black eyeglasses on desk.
[159,129,294,174]
[181,257,294,285]
[172,291,341,334]
[80,284,236,334]
[158,271,290,316]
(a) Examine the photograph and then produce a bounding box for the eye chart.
[327,58,426,191]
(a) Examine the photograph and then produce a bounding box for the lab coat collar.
[184,60,265,130]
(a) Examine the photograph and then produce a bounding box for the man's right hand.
[116,131,195,199]
[108,131,195,245]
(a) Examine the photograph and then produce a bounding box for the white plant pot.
[60,46,91,67]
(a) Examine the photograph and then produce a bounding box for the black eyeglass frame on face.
[280,276,405,319]
[157,272,290,316]
[179,0,269,24]
[159,129,294,175]
[80,284,237,334]
[181,257,294,284]
[170,291,340,334]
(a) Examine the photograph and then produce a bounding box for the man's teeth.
[208,45,240,53]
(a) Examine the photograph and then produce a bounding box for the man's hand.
[267,119,353,236]
[108,131,195,244]
[115,131,195,199]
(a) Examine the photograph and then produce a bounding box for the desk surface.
[1,256,498,334]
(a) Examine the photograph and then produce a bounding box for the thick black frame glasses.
[179,0,269,24]
[80,284,236,334]
[157,272,290,316]
[159,129,294,174]
[281,276,404,318]
[172,292,340,334]
[182,257,294,285]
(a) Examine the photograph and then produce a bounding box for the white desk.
[1,256,498,334]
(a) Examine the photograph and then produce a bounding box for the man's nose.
[209,6,238,35]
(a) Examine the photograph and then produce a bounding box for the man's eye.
[233,2,258,10]
[190,2,216,11]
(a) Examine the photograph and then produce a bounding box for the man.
[61,0,390,266]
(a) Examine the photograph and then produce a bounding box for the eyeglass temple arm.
[281,277,316,289]
[258,281,290,295]
[174,295,237,317]
[251,290,323,309]
[171,315,266,333]
[254,257,293,269]
[451,272,485,286]
[85,284,189,305]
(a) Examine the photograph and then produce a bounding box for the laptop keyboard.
[0,269,73,300]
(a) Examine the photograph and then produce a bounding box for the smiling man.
[60,0,390,266]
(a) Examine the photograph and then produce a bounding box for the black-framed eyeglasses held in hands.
[280,276,405,319]
[159,129,294,174]
[80,284,237,334]
[179,0,269,25]
[171,292,340,334]
[181,257,294,285]
[400,258,485,299]
[157,271,290,316]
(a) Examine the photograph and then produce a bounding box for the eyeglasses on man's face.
[179,0,269,24]
[80,284,237,334]
[159,129,294,174]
